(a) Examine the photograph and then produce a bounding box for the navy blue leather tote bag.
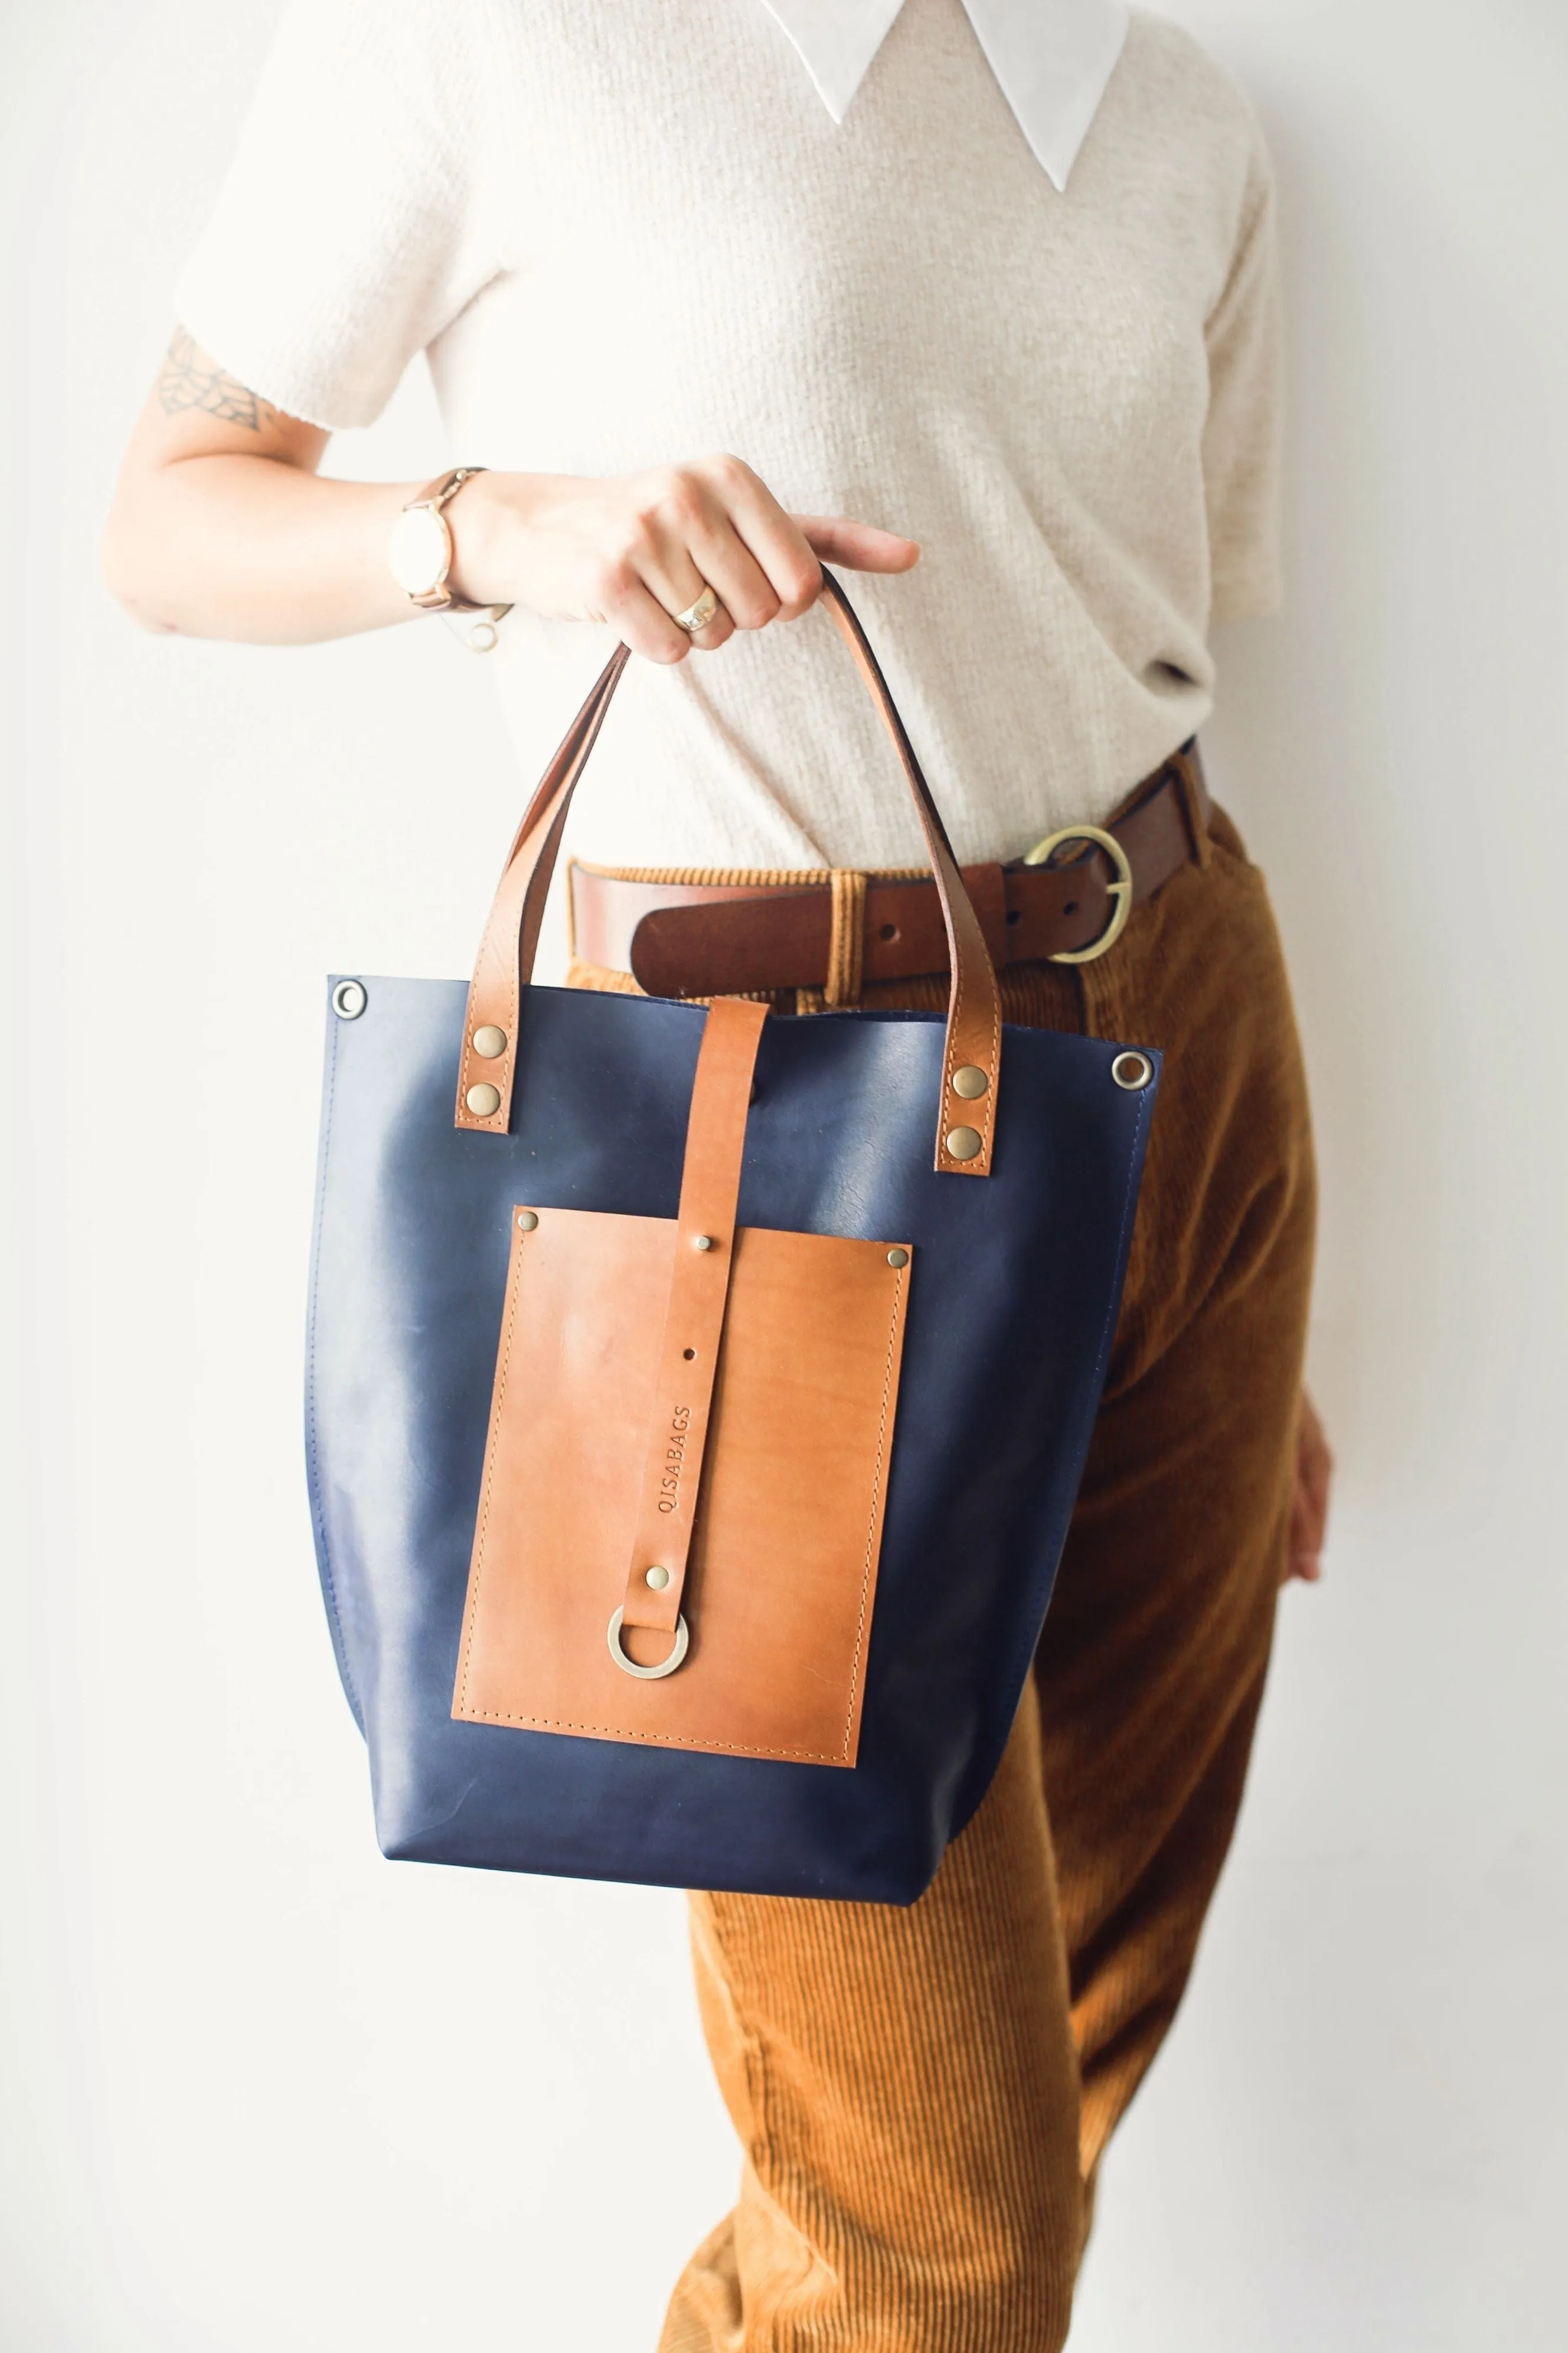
[305,576,1159,1905]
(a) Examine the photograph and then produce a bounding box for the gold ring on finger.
[672,584,720,633]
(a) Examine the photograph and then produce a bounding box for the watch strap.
[403,468,489,611]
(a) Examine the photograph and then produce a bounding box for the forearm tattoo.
[158,329,275,428]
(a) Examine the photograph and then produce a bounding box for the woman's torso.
[416,0,1275,869]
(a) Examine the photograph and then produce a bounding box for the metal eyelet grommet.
[607,1607,689,1679]
[331,979,367,1019]
[1111,1051,1153,1091]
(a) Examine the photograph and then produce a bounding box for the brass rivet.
[331,979,366,1019]
[945,1126,983,1161]
[950,1064,988,1099]
[693,1234,714,1252]
[466,1082,502,1117]
[516,1211,538,1232]
[1111,1051,1153,1092]
[645,1565,671,1591]
[887,1247,909,1269]
[472,1024,508,1059]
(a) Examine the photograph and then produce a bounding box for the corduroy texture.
[571,808,1316,2351]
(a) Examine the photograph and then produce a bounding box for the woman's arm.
[104,334,920,661]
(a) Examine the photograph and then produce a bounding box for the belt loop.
[824,870,868,1006]
[565,858,582,959]
[1173,745,1212,869]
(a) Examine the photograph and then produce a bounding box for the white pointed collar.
[759,0,1129,192]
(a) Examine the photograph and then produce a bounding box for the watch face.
[388,504,452,596]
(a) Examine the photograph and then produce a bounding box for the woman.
[105,1,1330,2342]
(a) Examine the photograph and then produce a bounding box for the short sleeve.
[174,0,504,430]
[1203,133,1285,621]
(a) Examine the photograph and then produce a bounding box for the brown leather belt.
[571,743,1210,1001]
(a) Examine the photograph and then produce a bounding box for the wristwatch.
[388,467,491,612]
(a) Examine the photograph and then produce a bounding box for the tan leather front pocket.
[453,1207,910,1765]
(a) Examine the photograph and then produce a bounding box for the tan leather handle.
[454,572,1002,1175]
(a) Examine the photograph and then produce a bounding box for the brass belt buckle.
[1021,824,1134,965]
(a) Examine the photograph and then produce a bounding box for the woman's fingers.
[595,489,730,656]
[632,532,736,652]
[704,459,824,620]
[624,460,809,651]
[1285,1389,1333,1583]
[684,509,788,635]
[590,559,701,665]
[795,514,922,574]
[627,505,753,650]
[549,460,920,659]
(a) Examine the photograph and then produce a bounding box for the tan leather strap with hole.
[454,644,630,1136]
[618,997,769,1648]
[454,573,1003,1175]
[814,583,1002,1171]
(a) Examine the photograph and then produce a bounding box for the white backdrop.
[4,4,1565,2347]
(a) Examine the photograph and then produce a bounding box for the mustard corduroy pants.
[570,808,1316,2352]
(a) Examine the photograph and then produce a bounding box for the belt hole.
[1005,908,1020,926]
[682,1348,696,1361]
[1064,900,1079,915]
[878,922,899,942]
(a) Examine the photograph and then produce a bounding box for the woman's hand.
[448,457,920,664]
[105,338,920,650]
[1285,1389,1333,1583]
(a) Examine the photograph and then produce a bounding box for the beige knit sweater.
[178,0,1282,869]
